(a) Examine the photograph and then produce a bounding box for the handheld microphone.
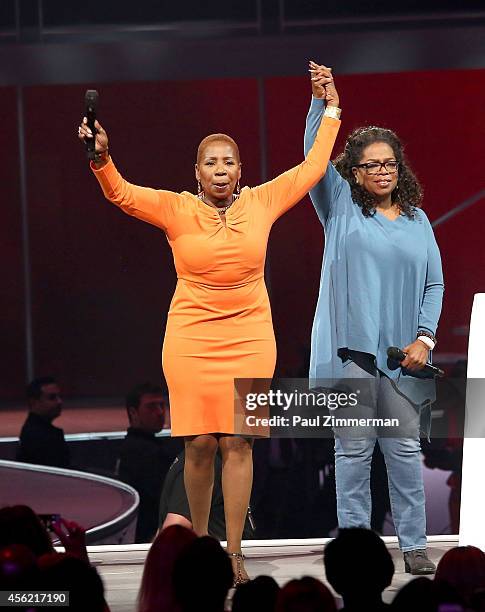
[387,346,444,378]
[84,90,99,161]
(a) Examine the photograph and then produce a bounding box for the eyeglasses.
[354,161,399,175]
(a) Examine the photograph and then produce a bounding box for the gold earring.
[197,180,202,195]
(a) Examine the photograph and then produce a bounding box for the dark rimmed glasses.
[354,161,399,175]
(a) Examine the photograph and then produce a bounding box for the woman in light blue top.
[305,62,444,575]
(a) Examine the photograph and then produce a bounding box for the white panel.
[460,293,485,549]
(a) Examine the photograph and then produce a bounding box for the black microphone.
[84,89,99,161]
[387,346,444,378]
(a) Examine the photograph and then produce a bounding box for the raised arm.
[304,64,347,225]
[78,117,180,231]
[91,158,180,231]
[251,64,340,221]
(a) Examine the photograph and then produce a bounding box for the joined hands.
[309,60,340,108]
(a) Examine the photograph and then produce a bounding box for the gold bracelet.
[324,106,342,120]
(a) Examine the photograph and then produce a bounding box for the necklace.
[198,193,239,215]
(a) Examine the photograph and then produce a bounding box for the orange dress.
[92,115,340,436]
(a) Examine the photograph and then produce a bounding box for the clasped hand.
[309,60,340,107]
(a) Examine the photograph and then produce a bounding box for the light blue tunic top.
[304,97,444,406]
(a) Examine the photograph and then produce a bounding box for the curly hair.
[334,126,423,218]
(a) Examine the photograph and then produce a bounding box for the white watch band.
[323,106,342,120]
[417,335,435,350]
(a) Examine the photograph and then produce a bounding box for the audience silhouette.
[276,576,337,612]
[173,536,233,611]
[324,527,394,611]
[137,524,196,612]
[232,575,280,612]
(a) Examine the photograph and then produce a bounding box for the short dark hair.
[173,536,233,610]
[324,528,394,596]
[197,133,240,165]
[39,553,106,611]
[125,382,164,413]
[0,505,54,557]
[26,377,57,400]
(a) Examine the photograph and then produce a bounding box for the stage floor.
[88,536,458,611]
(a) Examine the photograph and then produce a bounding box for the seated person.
[17,377,69,468]
[324,527,394,612]
[159,450,254,541]
[117,382,181,543]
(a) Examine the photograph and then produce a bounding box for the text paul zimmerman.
[245,415,400,428]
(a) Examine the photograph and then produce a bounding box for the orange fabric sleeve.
[91,157,182,231]
[252,115,340,221]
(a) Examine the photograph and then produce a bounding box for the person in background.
[232,575,280,612]
[38,553,109,612]
[434,546,485,609]
[0,505,89,562]
[17,377,69,468]
[117,382,181,542]
[173,536,233,612]
[275,576,336,612]
[137,524,196,612]
[158,449,254,541]
[323,528,394,612]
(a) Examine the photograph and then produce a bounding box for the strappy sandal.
[228,552,250,587]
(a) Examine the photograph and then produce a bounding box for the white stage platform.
[87,536,459,612]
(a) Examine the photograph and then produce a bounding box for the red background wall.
[1,69,483,399]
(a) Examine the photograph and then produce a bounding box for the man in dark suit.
[17,376,70,468]
[117,382,181,542]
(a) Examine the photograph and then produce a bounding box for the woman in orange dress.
[78,75,340,583]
